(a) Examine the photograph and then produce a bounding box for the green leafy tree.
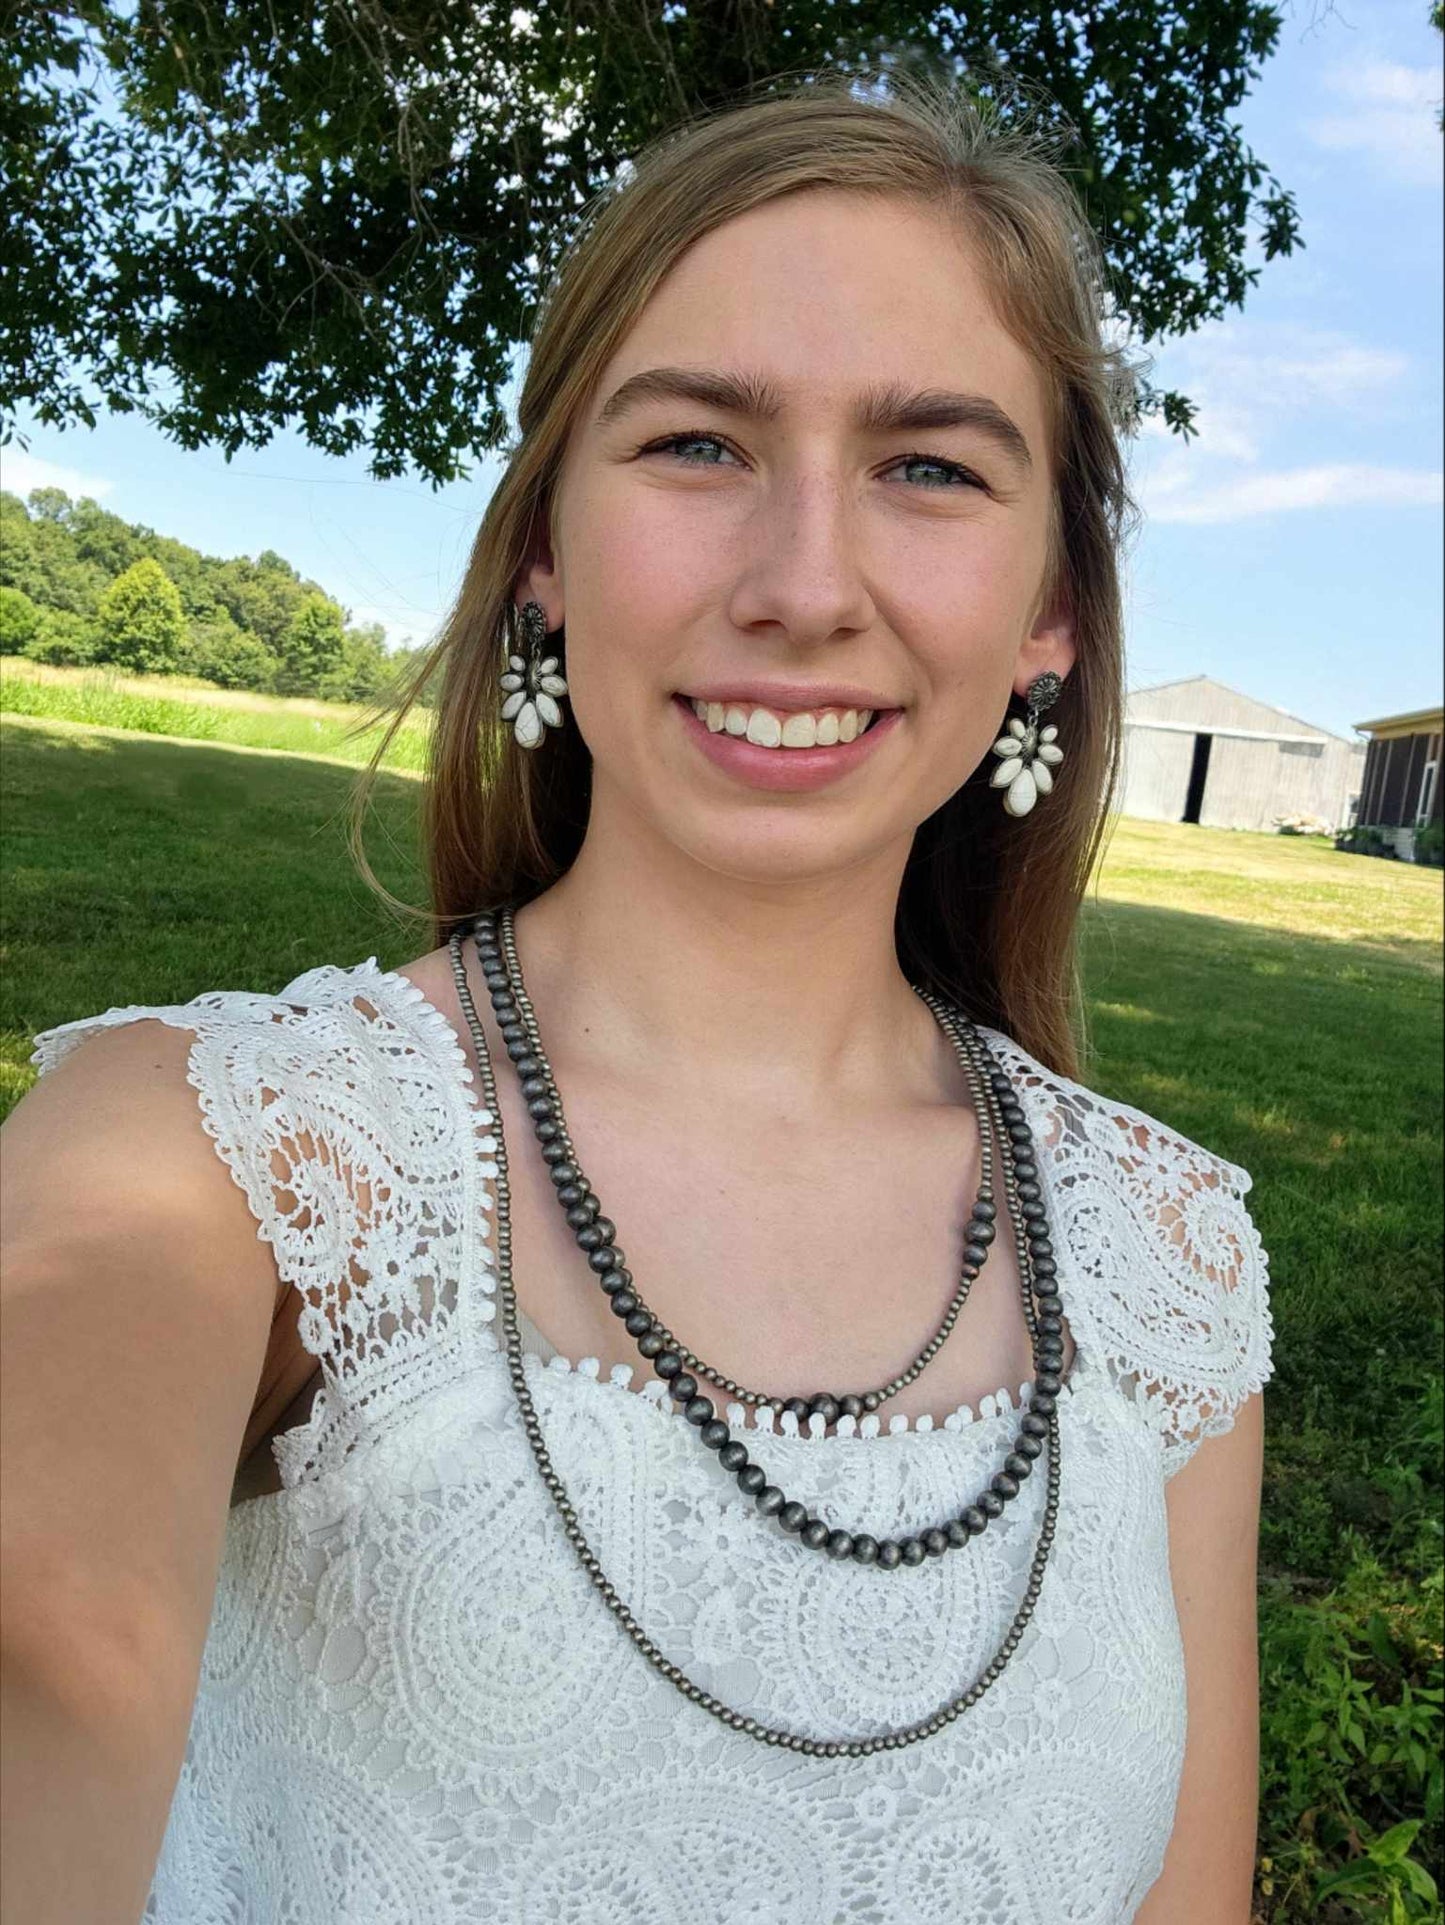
[0,584,42,653]
[3,1,1304,480]
[23,606,97,665]
[318,621,394,705]
[277,591,346,696]
[183,614,279,692]
[94,556,187,673]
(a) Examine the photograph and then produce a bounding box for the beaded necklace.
[447,909,1067,1756]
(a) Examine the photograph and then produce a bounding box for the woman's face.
[524,187,1076,883]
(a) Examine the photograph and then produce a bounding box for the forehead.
[590,189,1049,455]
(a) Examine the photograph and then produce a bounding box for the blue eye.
[644,433,737,466]
[894,453,983,490]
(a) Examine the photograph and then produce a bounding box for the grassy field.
[2,670,1441,1921]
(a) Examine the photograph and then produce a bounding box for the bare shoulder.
[3,1014,285,1332]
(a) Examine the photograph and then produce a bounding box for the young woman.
[2,74,1273,1925]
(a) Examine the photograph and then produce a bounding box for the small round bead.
[778,1501,808,1533]
[637,1330,666,1359]
[838,1395,864,1421]
[782,1398,811,1423]
[1004,1453,1033,1479]
[519,1074,548,1097]
[556,1184,585,1207]
[701,1421,730,1450]
[850,1534,879,1564]
[972,1199,997,1222]
[547,1158,577,1182]
[1029,1392,1056,1418]
[968,1220,996,1245]
[863,1392,881,1413]
[1017,1180,1041,1201]
[899,1538,927,1567]
[945,1519,970,1547]
[755,1485,785,1517]
[1038,1314,1063,1336]
[599,1270,628,1295]
[825,1530,854,1560]
[718,1442,748,1472]
[669,1374,698,1403]
[513,1055,542,1078]
[808,1395,840,1427]
[737,1465,767,1496]
[588,1248,622,1273]
[1035,1372,1062,1396]
[1008,1124,1032,1144]
[575,1224,605,1251]
[1015,1434,1044,1460]
[991,1471,1020,1501]
[684,1396,715,1427]
[655,1352,682,1379]
[505,1039,531,1060]
[624,1310,653,1338]
[526,1097,554,1121]
[607,1291,638,1318]
[923,1528,949,1557]
[801,1519,831,1550]
[980,1492,1006,1518]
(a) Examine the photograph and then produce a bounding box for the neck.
[512,784,948,1109]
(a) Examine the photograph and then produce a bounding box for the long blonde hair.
[352,69,1139,1079]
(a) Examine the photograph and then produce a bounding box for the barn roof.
[1125,675,1356,745]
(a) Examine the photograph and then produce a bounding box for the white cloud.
[1306,61,1444,188]
[1147,462,1443,524]
[0,448,115,502]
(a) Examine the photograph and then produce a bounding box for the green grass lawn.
[2,680,1441,1922]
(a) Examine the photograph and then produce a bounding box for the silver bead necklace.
[447,913,1065,1756]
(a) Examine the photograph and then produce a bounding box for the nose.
[726,460,877,648]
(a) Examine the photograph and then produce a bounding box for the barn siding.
[1117,726,1195,821]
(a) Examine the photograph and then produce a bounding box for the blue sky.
[4,0,1440,740]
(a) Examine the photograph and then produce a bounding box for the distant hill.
[0,486,435,705]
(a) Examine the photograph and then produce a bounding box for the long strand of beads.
[489,904,1002,1425]
[447,924,1063,1757]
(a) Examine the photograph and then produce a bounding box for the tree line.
[0,487,434,705]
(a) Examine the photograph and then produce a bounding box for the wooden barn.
[1353,705,1443,859]
[1119,676,1365,834]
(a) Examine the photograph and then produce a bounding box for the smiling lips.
[685,697,882,749]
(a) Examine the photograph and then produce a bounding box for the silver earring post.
[989,672,1065,818]
[499,601,569,748]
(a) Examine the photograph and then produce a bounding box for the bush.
[0,585,43,654]
[1335,825,1398,860]
[184,619,279,693]
[21,608,99,666]
[1412,822,1443,868]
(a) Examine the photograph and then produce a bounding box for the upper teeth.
[690,699,875,747]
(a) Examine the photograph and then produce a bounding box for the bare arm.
[1,1022,280,1925]
[1133,1389,1267,1924]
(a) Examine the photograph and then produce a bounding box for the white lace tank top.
[30,959,1275,1925]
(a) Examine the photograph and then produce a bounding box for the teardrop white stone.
[1003,766,1038,816]
[1037,743,1064,765]
[993,736,1022,757]
[539,674,568,696]
[500,690,526,720]
[535,692,563,728]
[514,701,544,747]
[499,672,525,691]
[1040,724,1058,742]
[1032,758,1054,795]
[539,656,559,674]
[1007,717,1027,739]
[509,655,527,672]
[990,757,1019,788]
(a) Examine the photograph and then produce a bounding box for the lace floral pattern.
[31,960,1274,1925]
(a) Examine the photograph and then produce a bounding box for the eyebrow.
[594,365,1034,474]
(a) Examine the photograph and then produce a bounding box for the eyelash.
[638,431,988,492]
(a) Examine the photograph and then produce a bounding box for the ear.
[1012,581,1077,703]
[515,511,564,624]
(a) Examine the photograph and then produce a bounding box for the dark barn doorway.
[1182,733,1213,824]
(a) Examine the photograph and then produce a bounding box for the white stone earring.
[500,600,568,749]
[990,672,1065,818]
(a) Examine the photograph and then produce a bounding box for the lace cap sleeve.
[29,961,493,1487]
[986,1032,1276,1480]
